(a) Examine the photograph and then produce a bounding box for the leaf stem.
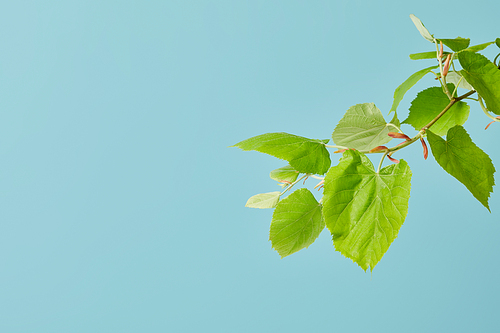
[280,174,309,196]
[376,151,389,173]
[478,95,499,122]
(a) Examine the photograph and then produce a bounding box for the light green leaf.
[403,84,470,136]
[322,150,412,271]
[390,65,439,113]
[427,126,495,211]
[270,188,324,257]
[459,51,500,115]
[270,165,299,185]
[332,103,397,151]
[245,191,281,209]
[446,72,474,90]
[438,37,470,52]
[462,41,494,53]
[409,51,451,60]
[232,133,331,175]
[410,14,434,43]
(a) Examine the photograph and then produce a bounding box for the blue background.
[0,1,499,332]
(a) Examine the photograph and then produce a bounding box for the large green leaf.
[410,14,434,43]
[232,133,331,175]
[390,65,438,113]
[409,51,451,60]
[427,126,495,211]
[270,165,299,185]
[270,188,324,257]
[322,150,412,271]
[438,37,470,52]
[332,103,398,151]
[459,51,500,115]
[403,84,470,136]
[245,191,281,209]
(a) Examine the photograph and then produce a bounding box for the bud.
[442,54,451,78]
[439,41,443,59]
[388,132,411,141]
[420,137,428,160]
[334,149,346,153]
[485,116,500,130]
[387,153,400,164]
[369,146,389,153]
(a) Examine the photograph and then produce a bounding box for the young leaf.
[270,188,324,257]
[438,37,470,52]
[322,150,412,271]
[390,65,438,113]
[459,51,500,115]
[270,165,299,184]
[462,41,494,53]
[403,84,470,136]
[245,191,281,209]
[446,72,474,91]
[427,126,495,211]
[232,133,331,175]
[409,51,451,60]
[332,103,398,151]
[409,14,434,43]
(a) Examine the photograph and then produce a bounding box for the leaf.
[427,126,495,211]
[270,165,299,185]
[232,133,331,175]
[322,150,412,271]
[446,72,474,90]
[332,103,398,151]
[270,188,324,257]
[410,51,451,60]
[409,14,434,43]
[459,51,500,115]
[245,191,281,209]
[462,41,494,53]
[403,84,470,136]
[438,37,470,52]
[390,65,438,113]
[496,38,500,48]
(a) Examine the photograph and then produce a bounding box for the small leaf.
[322,150,412,271]
[390,65,438,113]
[462,41,494,53]
[409,14,434,43]
[496,38,500,48]
[245,191,281,209]
[332,103,397,151]
[459,51,500,115]
[270,165,299,184]
[232,133,331,175]
[270,188,324,257]
[427,126,495,211]
[438,37,470,52]
[410,51,451,60]
[446,72,474,90]
[403,84,470,136]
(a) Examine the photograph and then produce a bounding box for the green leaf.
[403,84,470,136]
[446,72,474,90]
[427,126,495,211]
[332,103,398,151]
[390,65,438,113]
[322,150,412,271]
[270,165,299,185]
[409,14,434,43]
[438,37,470,52]
[409,51,451,60]
[270,188,324,257]
[459,51,500,115]
[245,191,281,209]
[462,41,494,53]
[232,133,331,175]
[496,38,500,48]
